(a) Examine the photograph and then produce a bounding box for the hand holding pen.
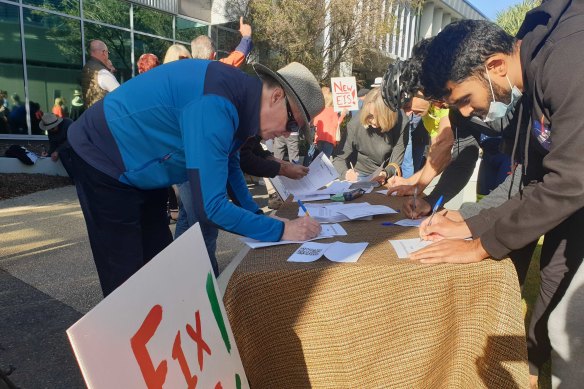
[281,200,321,241]
[426,195,444,226]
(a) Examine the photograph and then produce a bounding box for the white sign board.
[67,224,248,389]
[331,76,359,112]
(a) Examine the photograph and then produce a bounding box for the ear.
[485,54,508,77]
[271,86,285,106]
[210,52,217,60]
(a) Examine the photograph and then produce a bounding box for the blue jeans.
[175,181,219,276]
[316,140,334,159]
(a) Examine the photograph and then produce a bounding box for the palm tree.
[495,0,541,36]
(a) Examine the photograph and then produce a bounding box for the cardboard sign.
[331,76,359,112]
[67,224,248,389]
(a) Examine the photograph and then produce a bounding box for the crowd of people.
[23,2,583,387]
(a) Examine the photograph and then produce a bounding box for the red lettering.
[130,305,167,389]
[186,311,211,371]
[172,331,198,389]
[215,382,223,389]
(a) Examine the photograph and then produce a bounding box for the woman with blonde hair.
[163,44,191,64]
[52,97,68,118]
[333,87,408,184]
[312,86,346,158]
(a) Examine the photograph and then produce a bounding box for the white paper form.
[299,202,390,223]
[240,224,347,248]
[388,238,432,259]
[277,153,338,196]
[295,193,331,202]
[336,204,398,219]
[288,242,368,263]
[393,218,425,227]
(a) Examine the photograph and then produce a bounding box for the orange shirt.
[314,107,342,146]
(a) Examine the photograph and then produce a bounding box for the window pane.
[85,23,132,84]
[0,3,26,135]
[23,0,80,17]
[133,5,173,39]
[211,25,241,59]
[134,34,172,73]
[23,9,83,135]
[83,0,130,29]
[176,17,208,43]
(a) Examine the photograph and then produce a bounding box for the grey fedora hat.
[39,112,63,131]
[253,62,324,131]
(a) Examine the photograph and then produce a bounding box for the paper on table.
[241,234,331,249]
[336,204,398,219]
[294,193,331,202]
[375,189,397,196]
[277,153,338,196]
[393,218,425,227]
[388,238,432,259]
[299,202,393,223]
[240,223,347,248]
[288,241,368,263]
[321,223,348,236]
[364,158,390,182]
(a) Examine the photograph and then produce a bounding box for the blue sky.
[467,0,525,20]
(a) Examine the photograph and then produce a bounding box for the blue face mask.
[484,66,522,122]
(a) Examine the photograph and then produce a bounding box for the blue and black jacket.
[69,59,284,242]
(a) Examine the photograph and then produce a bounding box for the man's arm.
[182,96,284,242]
[97,69,120,92]
[470,38,584,259]
[219,17,252,68]
[239,136,281,178]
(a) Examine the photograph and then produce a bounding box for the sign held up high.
[331,76,359,112]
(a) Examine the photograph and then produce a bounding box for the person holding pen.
[408,13,584,387]
[333,88,408,185]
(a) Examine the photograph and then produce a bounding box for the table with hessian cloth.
[222,193,529,388]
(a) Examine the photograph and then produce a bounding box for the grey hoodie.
[466,0,584,258]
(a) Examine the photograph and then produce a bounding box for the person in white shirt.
[81,40,120,108]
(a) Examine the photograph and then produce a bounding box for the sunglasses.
[285,96,300,132]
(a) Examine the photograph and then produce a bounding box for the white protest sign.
[331,76,359,112]
[67,224,248,389]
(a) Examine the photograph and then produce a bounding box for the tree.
[224,0,420,82]
[495,0,541,36]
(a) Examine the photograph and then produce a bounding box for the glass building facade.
[0,0,239,139]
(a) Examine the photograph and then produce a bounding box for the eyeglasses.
[285,96,300,132]
[102,50,110,55]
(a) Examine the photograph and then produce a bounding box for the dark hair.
[421,20,516,100]
[401,37,434,96]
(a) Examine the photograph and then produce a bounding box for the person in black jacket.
[39,112,75,179]
[410,7,584,385]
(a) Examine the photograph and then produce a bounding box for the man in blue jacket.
[68,60,324,296]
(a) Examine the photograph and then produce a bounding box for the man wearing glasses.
[68,60,324,296]
[81,39,120,109]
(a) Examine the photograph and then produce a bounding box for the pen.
[427,195,444,226]
[381,222,395,226]
[412,186,417,221]
[297,199,311,217]
[349,162,355,171]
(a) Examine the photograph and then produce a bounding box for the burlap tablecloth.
[224,194,529,388]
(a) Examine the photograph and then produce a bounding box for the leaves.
[495,0,541,36]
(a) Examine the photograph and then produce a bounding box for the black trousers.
[70,150,173,297]
[525,207,584,374]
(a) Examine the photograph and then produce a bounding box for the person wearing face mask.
[332,88,408,184]
[411,13,584,387]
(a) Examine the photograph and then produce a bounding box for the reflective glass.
[134,34,172,73]
[0,4,26,135]
[83,0,130,29]
[176,17,208,43]
[23,9,82,135]
[85,23,132,83]
[23,0,80,17]
[133,5,173,39]
[211,25,241,59]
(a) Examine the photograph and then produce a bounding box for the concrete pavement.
[0,182,269,388]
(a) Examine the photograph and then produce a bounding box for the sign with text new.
[67,224,248,389]
[331,76,358,112]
